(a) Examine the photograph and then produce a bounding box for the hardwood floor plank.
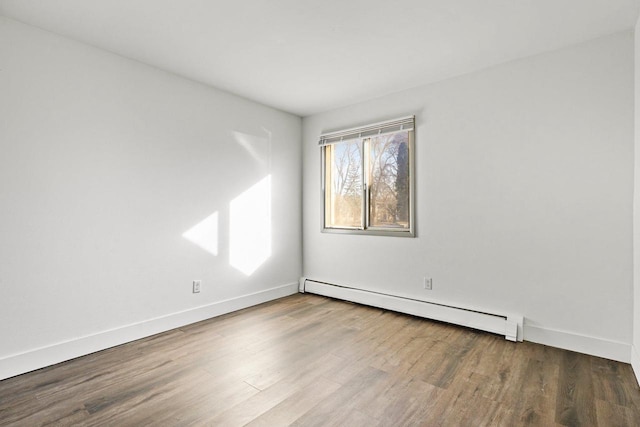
[555,351,598,427]
[507,358,558,426]
[114,369,260,426]
[591,356,635,407]
[206,352,346,426]
[1,294,639,426]
[246,377,342,427]
[366,376,441,425]
[290,366,389,427]
[595,399,635,427]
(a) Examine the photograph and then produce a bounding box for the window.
[320,116,414,236]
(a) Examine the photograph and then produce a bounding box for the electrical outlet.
[423,277,432,290]
[193,280,201,293]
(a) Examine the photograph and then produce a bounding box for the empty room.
[2,0,640,425]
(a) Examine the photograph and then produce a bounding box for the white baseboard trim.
[524,324,630,363]
[631,345,640,386]
[0,282,298,381]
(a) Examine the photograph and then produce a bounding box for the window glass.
[321,116,414,237]
[325,140,363,229]
[368,132,410,230]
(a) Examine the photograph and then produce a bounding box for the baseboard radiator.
[299,278,523,342]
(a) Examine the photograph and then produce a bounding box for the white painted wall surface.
[633,16,640,380]
[0,17,301,375]
[303,32,634,361]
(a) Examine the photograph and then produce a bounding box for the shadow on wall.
[182,129,272,276]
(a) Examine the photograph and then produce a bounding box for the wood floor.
[1,294,639,426]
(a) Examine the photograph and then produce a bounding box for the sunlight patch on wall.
[229,175,272,276]
[231,130,270,171]
[182,211,219,256]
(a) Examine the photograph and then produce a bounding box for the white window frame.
[320,115,415,237]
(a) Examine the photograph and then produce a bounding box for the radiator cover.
[300,278,523,342]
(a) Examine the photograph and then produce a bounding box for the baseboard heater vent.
[299,278,523,342]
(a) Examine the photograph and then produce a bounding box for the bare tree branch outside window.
[368,132,409,229]
[326,140,362,228]
[324,128,412,235]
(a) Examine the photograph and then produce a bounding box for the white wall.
[633,17,640,380]
[303,32,634,361]
[0,17,301,379]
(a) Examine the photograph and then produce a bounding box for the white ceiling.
[1,0,639,116]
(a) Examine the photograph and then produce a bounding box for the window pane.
[325,141,363,228]
[368,132,410,229]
